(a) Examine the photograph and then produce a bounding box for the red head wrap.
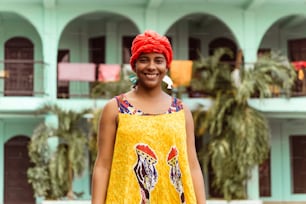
[130,30,173,70]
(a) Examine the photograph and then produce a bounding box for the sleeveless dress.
[105,94,196,204]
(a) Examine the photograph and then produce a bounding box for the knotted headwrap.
[130,30,173,71]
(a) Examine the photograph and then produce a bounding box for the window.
[122,36,135,64]
[57,50,70,98]
[89,36,105,65]
[288,39,306,61]
[189,37,201,60]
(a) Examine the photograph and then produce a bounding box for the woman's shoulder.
[101,97,118,116]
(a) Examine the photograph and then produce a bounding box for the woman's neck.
[133,86,165,99]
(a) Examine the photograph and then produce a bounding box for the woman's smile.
[144,73,160,79]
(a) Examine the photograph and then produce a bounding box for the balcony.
[0,60,46,97]
[0,61,305,118]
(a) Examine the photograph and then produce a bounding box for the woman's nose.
[147,60,157,69]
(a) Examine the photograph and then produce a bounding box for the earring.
[163,75,173,89]
[129,74,138,88]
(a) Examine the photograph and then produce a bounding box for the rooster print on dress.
[134,144,158,204]
[167,147,185,204]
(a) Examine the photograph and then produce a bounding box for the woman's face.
[134,52,168,89]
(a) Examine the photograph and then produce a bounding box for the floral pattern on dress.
[115,94,183,115]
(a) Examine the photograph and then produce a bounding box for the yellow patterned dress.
[105,94,196,204]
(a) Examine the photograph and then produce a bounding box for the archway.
[57,11,139,98]
[166,13,238,60]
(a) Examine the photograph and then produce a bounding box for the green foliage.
[192,48,296,200]
[27,105,92,200]
[238,51,296,101]
[49,144,70,199]
[28,123,53,198]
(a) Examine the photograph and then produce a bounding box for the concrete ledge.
[42,200,262,204]
[208,200,262,204]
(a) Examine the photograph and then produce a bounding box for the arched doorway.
[5,37,34,96]
[4,135,35,204]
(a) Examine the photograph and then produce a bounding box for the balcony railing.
[0,60,46,96]
[1,61,306,99]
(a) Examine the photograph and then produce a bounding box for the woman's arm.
[184,104,207,204]
[91,99,118,204]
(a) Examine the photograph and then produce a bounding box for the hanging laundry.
[58,62,96,81]
[292,61,306,71]
[298,69,304,81]
[98,64,121,82]
[169,60,193,88]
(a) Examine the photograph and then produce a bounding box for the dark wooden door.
[89,36,106,91]
[189,37,201,60]
[57,49,70,98]
[4,136,35,204]
[290,135,306,193]
[4,37,34,96]
[122,36,134,64]
[89,36,105,64]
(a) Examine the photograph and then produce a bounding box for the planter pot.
[41,200,262,204]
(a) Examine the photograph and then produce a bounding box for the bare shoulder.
[180,100,191,112]
[181,101,193,120]
[100,98,118,121]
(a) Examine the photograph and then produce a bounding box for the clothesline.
[57,60,194,88]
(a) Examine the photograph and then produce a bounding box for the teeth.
[145,73,158,79]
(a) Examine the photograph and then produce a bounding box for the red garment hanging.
[292,61,306,70]
[98,64,121,82]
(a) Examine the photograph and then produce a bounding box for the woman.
[91,30,206,204]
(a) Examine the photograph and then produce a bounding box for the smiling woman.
[133,53,168,92]
[91,30,207,204]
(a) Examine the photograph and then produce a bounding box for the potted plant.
[27,105,92,201]
[191,48,296,201]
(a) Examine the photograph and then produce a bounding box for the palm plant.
[27,105,91,200]
[191,48,296,200]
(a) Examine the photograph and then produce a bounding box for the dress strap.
[167,97,184,113]
[115,94,129,114]
[115,94,142,115]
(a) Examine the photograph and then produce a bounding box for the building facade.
[1,0,306,203]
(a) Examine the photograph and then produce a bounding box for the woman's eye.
[138,58,148,63]
[155,59,165,64]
